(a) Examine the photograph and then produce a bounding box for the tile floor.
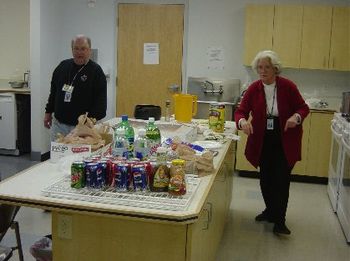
[0,154,349,261]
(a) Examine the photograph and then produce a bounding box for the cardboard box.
[50,133,113,162]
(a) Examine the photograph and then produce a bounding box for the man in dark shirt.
[44,34,107,141]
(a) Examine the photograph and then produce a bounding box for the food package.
[56,113,112,151]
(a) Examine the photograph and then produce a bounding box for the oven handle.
[331,124,343,138]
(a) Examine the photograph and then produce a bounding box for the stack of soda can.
[71,155,153,192]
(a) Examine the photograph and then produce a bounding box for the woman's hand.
[284,114,300,132]
[241,119,254,135]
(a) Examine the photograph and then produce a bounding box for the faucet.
[202,80,223,94]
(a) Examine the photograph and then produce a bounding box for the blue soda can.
[95,164,104,189]
[132,164,148,191]
[85,162,98,188]
[115,163,129,191]
[98,160,108,188]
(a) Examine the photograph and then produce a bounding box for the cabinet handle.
[332,58,335,68]
[202,202,213,230]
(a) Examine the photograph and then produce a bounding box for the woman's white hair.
[251,50,282,75]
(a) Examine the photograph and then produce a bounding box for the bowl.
[9,81,26,88]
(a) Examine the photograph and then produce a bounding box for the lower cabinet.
[187,141,234,261]
[235,111,333,177]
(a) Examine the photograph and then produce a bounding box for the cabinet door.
[273,5,303,68]
[306,112,333,177]
[300,6,332,69]
[235,130,256,172]
[329,7,350,71]
[292,114,310,175]
[244,4,274,65]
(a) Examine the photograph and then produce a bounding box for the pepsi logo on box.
[50,142,91,163]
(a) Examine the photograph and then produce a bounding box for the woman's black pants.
[259,118,292,225]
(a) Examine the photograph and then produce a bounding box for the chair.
[0,205,24,261]
[134,104,161,120]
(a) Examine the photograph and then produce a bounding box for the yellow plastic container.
[173,94,197,123]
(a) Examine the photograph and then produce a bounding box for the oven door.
[337,135,350,242]
[327,123,343,212]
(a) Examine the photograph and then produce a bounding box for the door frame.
[114,0,189,115]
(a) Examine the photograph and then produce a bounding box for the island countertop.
[0,126,235,224]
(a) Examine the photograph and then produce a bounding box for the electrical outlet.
[57,214,72,239]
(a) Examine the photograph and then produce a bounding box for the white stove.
[328,113,350,243]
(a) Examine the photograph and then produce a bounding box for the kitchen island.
[0,123,236,261]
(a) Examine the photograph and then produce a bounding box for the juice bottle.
[168,159,186,196]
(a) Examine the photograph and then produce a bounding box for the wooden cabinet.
[306,112,333,177]
[300,6,333,70]
[329,7,350,71]
[273,5,303,68]
[235,112,333,177]
[243,4,274,65]
[244,4,349,71]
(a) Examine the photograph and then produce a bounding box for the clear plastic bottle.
[116,115,135,158]
[112,128,129,158]
[133,128,149,160]
[145,117,161,155]
[165,100,171,122]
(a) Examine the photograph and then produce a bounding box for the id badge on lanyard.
[62,84,74,102]
[267,116,274,130]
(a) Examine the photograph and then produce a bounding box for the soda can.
[132,164,148,192]
[85,162,99,188]
[115,163,129,191]
[71,161,85,189]
[96,161,106,189]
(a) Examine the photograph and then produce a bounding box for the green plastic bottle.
[115,115,135,158]
[145,117,161,155]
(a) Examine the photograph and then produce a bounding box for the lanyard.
[267,86,276,117]
[69,63,87,86]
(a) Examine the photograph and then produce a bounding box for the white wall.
[30,0,350,157]
[0,0,29,79]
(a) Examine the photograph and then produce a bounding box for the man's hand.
[44,113,52,129]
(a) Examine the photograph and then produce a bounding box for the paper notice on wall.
[143,43,159,64]
[207,46,224,70]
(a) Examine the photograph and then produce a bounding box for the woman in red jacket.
[234,50,309,235]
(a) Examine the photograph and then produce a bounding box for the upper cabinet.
[273,5,303,68]
[329,7,350,71]
[300,6,333,70]
[243,5,274,65]
[244,4,350,71]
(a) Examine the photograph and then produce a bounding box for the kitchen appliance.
[328,113,346,211]
[187,77,240,121]
[173,93,197,123]
[0,94,31,156]
[337,119,350,242]
[327,112,350,243]
[341,91,350,115]
[0,93,17,151]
